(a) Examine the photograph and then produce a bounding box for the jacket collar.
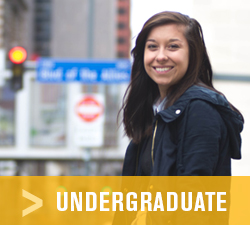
[157,85,237,123]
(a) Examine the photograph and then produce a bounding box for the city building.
[116,0,131,58]
[0,0,131,175]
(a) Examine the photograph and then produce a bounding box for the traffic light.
[8,46,27,92]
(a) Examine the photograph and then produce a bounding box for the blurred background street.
[0,0,249,176]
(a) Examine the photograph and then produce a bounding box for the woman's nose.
[156,48,168,62]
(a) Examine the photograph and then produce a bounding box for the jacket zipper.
[151,119,158,167]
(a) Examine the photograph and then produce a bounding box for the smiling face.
[144,23,189,99]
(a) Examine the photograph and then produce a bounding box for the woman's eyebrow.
[146,38,182,42]
[169,38,181,42]
[146,39,156,42]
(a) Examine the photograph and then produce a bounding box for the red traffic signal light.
[8,47,27,92]
[8,46,27,64]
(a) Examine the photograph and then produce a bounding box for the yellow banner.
[0,176,249,225]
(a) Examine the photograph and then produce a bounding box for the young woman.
[120,11,244,176]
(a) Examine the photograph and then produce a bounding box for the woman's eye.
[169,44,179,49]
[147,44,157,49]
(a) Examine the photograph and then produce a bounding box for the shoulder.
[175,85,233,122]
[173,97,227,141]
[184,99,224,128]
[179,85,241,125]
[186,98,221,115]
[178,85,229,107]
[158,85,228,123]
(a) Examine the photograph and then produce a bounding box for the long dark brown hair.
[120,11,242,143]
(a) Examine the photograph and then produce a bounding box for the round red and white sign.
[75,96,104,122]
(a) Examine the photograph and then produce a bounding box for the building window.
[117,37,126,44]
[117,51,126,58]
[0,80,15,146]
[34,0,52,56]
[30,81,67,147]
[118,7,126,15]
[117,22,126,29]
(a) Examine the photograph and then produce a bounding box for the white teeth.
[155,67,172,72]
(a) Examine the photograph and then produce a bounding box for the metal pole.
[87,0,94,59]
[83,0,95,175]
[87,0,94,94]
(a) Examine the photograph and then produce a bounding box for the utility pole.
[84,0,95,175]
[87,0,94,59]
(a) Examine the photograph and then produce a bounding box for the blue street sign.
[36,58,131,83]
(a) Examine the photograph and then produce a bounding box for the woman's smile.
[153,66,173,73]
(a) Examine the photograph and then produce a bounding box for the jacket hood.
[158,85,244,159]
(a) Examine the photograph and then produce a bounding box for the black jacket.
[122,85,244,176]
